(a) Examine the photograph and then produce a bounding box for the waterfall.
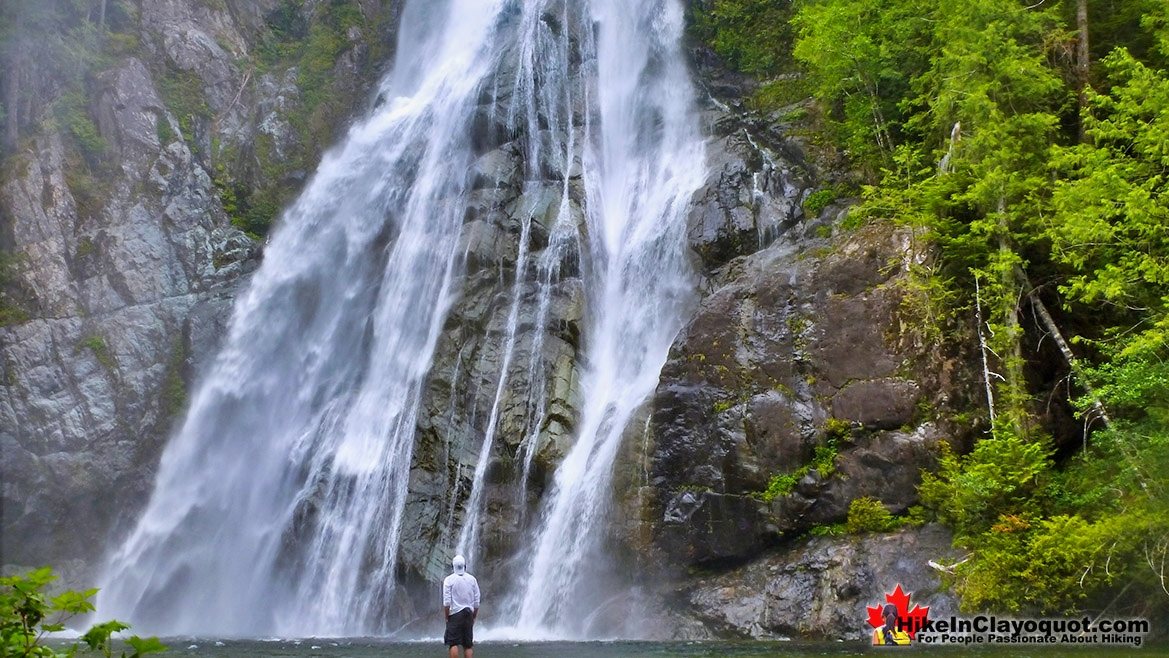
[505,0,703,637]
[97,0,703,639]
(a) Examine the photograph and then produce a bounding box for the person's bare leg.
[448,646,458,658]
[465,648,473,658]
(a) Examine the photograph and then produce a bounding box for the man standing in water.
[443,554,480,658]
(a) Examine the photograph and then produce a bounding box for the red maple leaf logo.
[867,584,930,639]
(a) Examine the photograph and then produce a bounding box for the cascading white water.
[502,0,704,637]
[98,0,703,639]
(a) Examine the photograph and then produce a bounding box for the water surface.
[123,638,1163,658]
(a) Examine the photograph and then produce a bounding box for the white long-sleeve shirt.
[442,572,481,615]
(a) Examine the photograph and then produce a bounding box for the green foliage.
[232,192,281,239]
[1048,49,1169,367]
[821,417,851,443]
[158,68,210,143]
[846,496,898,534]
[904,505,928,527]
[808,522,846,537]
[0,253,30,327]
[0,567,165,658]
[730,0,1169,618]
[63,167,104,220]
[298,21,347,104]
[791,0,932,167]
[212,157,282,238]
[79,335,115,369]
[692,0,794,76]
[54,92,107,165]
[155,114,176,146]
[759,433,839,502]
[749,77,809,113]
[919,425,1169,614]
[920,434,1051,539]
[104,31,140,57]
[801,188,836,218]
[1,0,144,157]
[236,0,373,237]
[265,0,309,43]
[759,471,800,503]
[162,339,188,418]
[261,0,364,138]
[75,238,95,260]
[810,440,837,478]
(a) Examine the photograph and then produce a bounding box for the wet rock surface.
[686,112,813,270]
[393,41,593,605]
[0,116,254,571]
[677,524,962,640]
[646,219,976,566]
[0,0,399,574]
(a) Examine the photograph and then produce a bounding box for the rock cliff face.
[0,0,399,576]
[650,219,962,564]
[605,73,980,636]
[2,0,979,640]
[678,524,962,640]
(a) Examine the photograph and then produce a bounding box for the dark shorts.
[444,608,474,648]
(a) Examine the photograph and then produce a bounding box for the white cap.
[453,554,466,574]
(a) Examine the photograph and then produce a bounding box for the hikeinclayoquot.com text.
[910,616,1149,648]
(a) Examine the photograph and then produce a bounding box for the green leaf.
[126,635,168,657]
[51,588,97,615]
[82,620,131,651]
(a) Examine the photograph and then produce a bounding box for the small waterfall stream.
[98,0,704,639]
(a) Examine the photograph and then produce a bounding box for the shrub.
[847,496,898,533]
[0,254,29,327]
[158,69,210,142]
[0,567,166,658]
[760,472,800,502]
[802,188,837,218]
[759,434,839,502]
[919,434,1051,540]
[55,92,107,165]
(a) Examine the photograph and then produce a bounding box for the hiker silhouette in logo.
[873,603,911,645]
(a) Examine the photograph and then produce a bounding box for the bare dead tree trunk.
[974,273,997,424]
[1076,0,1090,142]
[99,0,108,32]
[1016,271,1113,436]
[1027,289,1112,428]
[997,197,1026,435]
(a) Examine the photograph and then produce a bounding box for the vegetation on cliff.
[694,0,1169,619]
[0,0,390,240]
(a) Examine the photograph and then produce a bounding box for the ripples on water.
[80,638,1164,658]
